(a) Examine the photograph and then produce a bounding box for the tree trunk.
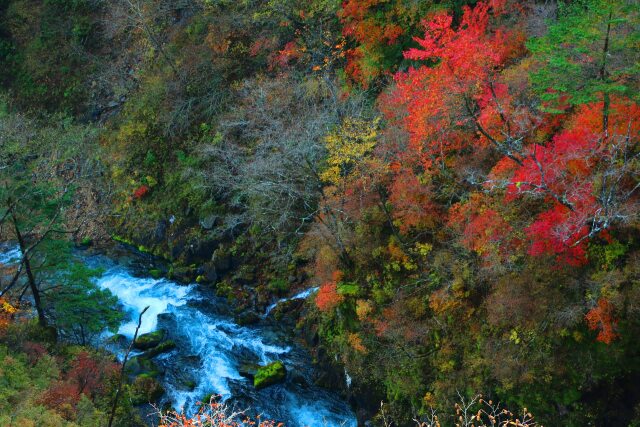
[11,212,47,327]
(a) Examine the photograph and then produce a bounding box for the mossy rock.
[169,265,197,283]
[112,234,135,246]
[133,330,166,350]
[149,268,163,279]
[235,311,261,326]
[140,340,176,358]
[126,356,160,377]
[253,361,286,389]
[131,375,165,404]
[107,333,128,346]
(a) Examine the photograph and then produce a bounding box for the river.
[1,245,357,427]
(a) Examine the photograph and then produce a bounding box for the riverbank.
[86,244,359,426]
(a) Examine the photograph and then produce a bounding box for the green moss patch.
[253,360,286,389]
[133,330,166,350]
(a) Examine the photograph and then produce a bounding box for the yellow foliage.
[0,298,17,330]
[320,117,379,185]
[355,299,373,321]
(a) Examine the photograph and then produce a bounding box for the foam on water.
[0,244,21,265]
[168,307,291,410]
[97,269,194,336]
[284,391,357,427]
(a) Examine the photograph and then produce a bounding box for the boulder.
[148,268,163,279]
[197,262,218,284]
[126,356,161,377]
[235,310,261,326]
[107,333,128,347]
[140,340,176,358]
[153,220,167,243]
[253,360,286,389]
[133,330,166,350]
[199,214,220,230]
[211,248,231,273]
[271,298,305,323]
[238,362,260,379]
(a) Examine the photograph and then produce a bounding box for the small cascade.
[345,367,352,389]
[0,244,21,265]
[264,286,319,317]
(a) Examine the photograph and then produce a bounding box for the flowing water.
[264,287,320,317]
[1,245,356,427]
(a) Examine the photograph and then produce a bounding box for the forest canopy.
[0,0,639,426]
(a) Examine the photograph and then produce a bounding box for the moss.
[196,274,206,283]
[107,333,127,345]
[140,340,176,358]
[126,356,160,377]
[149,269,162,279]
[80,237,92,247]
[267,277,289,295]
[112,234,134,246]
[253,360,286,389]
[133,330,166,350]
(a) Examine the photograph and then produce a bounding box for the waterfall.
[264,286,320,316]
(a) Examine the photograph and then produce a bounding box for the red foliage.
[388,168,439,233]
[506,101,640,264]
[133,184,150,199]
[40,351,117,414]
[40,381,81,415]
[524,204,590,266]
[268,41,301,70]
[21,341,47,365]
[381,0,526,169]
[67,351,117,396]
[448,194,514,259]
[585,298,618,344]
[315,277,344,312]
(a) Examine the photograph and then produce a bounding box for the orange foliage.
[347,332,368,353]
[448,193,516,260]
[585,298,619,344]
[315,278,344,312]
[388,168,439,233]
[159,398,281,427]
[269,40,302,70]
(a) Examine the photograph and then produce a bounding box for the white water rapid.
[0,244,356,426]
